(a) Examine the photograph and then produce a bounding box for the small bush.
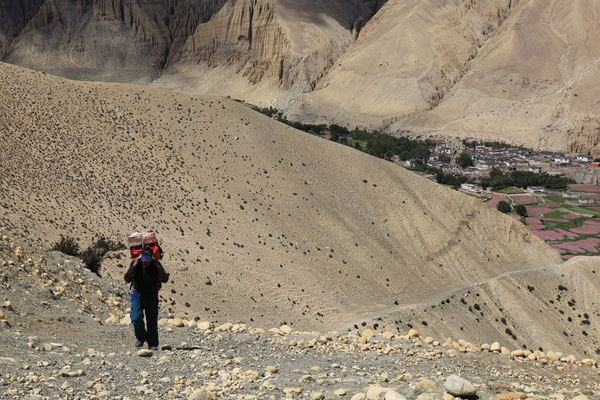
[515,205,528,217]
[80,247,103,275]
[497,201,511,214]
[52,234,125,276]
[94,236,126,253]
[51,236,80,256]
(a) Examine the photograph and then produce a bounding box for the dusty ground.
[1,230,600,399]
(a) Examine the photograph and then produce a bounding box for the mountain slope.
[0,61,569,337]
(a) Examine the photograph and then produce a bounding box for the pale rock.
[334,388,347,396]
[169,318,184,327]
[566,354,577,363]
[415,378,438,393]
[216,322,233,332]
[280,325,293,334]
[490,342,501,352]
[197,321,212,330]
[312,392,325,400]
[366,386,384,399]
[361,329,375,338]
[188,389,209,400]
[137,349,153,357]
[266,365,279,374]
[351,394,366,400]
[444,375,476,397]
[511,350,525,357]
[284,387,302,398]
[582,358,597,367]
[416,394,438,400]
[385,391,406,400]
[407,329,419,338]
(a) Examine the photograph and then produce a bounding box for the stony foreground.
[0,222,599,399]
[1,320,600,399]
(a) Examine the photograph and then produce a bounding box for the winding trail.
[338,262,562,331]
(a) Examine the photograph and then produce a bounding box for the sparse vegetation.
[51,235,80,256]
[52,235,125,275]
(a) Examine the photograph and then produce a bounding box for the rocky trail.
[1,227,600,400]
[2,319,600,400]
[336,263,562,332]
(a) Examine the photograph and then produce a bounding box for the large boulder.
[444,375,476,397]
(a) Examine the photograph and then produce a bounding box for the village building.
[527,186,545,193]
[577,155,593,163]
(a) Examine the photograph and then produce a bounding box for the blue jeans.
[130,290,159,347]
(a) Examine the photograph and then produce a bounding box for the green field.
[542,217,586,231]
[543,210,567,218]
[497,187,524,194]
[563,205,600,217]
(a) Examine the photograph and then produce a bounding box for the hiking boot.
[149,346,158,351]
[135,340,144,348]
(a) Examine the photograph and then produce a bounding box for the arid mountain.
[2,61,600,357]
[3,0,600,153]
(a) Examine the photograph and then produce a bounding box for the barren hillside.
[3,62,600,357]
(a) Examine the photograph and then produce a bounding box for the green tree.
[457,151,474,168]
[438,154,451,163]
[497,201,511,214]
[515,204,528,217]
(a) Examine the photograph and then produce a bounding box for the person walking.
[124,248,169,350]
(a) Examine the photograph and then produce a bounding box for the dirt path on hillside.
[338,262,562,331]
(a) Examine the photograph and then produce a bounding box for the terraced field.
[485,185,600,260]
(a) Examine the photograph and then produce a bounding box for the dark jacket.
[124,259,169,294]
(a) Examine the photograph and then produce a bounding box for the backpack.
[128,231,163,261]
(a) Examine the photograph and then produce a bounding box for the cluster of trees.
[497,201,528,217]
[481,170,574,190]
[456,151,473,168]
[346,129,435,161]
[52,235,125,275]
[462,139,529,151]
[250,104,438,163]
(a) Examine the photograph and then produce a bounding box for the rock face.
[4,0,600,153]
[3,0,384,87]
[0,0,45,57]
